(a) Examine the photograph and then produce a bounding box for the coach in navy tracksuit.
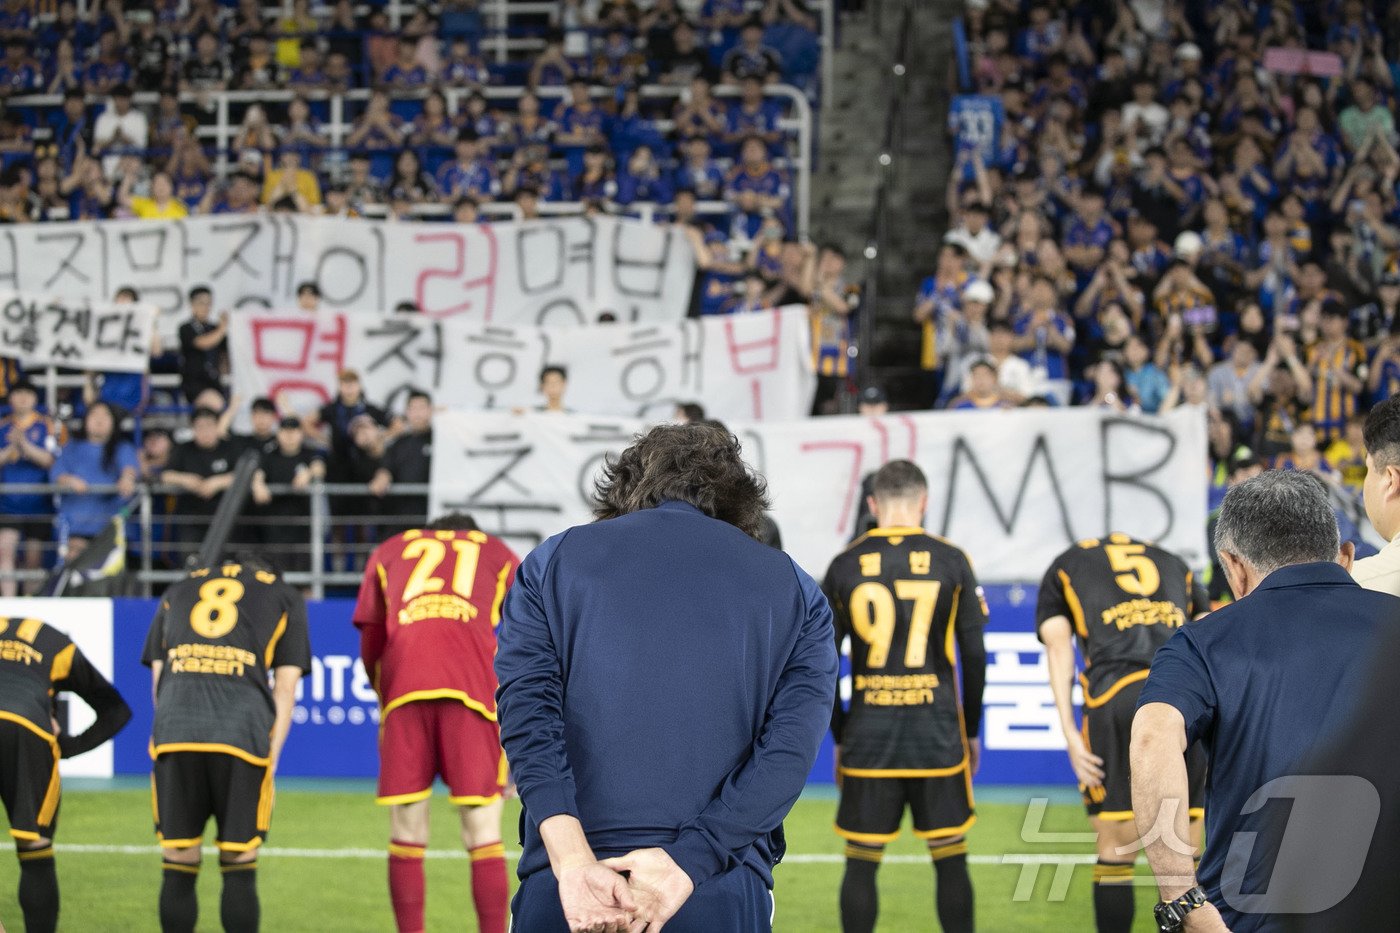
[496,422,838,932]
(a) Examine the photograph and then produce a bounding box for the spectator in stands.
[347,89,404,151]
[1208,340,1261,426]
[656,20,715,86]
[232,103,277,158]
[83,32,131,96]
[1340,76,1395,153]
[0,37,40,96]
[442,37,490,89]
[701,0,750,36]
[238,395,281,453]
[278,96,327,151]
[673,76,726,143]
[677,137,724,201]
[726,75,783,152]
[1124,334,1169,414]
[554,76,606,156]
[49,400,137,561]
[92,85,148,179]
[383,36,429,89]
[809,244,854,415]
[120,169,188,219]
[533,366,571,414]
[368,389,433,530]
[436,129,498,201]
[262,150,321,211]
[616,144,672,206]
[0,380,63,595]
[386,148,436,204]
[1308,302,1368,444]
[949,359,1012,411]
[178,286,225,403]
[571,144,616,201]
[288,44,327,93]
[162,406,240,551]
[345,153,385,210]
[408,90,454,150]
[528,28,577,89]
[249,415,322,574]
[197,169,260,216]
[276,0,319,70]
[50,89,89,174]
[1013,275,1075,392]
[513,185,541,220]
[726,135,790,239]
[63,153,115,219]
[237,34,280,91]
[944,199,1001,273]
[296,281,321,313]
[723,18,782,84]
[179,31,230,127]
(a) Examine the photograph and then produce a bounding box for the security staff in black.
[824,460,987,933]
[1036,534,1209,933]
[0,616,131,933]
[142,558,310,933]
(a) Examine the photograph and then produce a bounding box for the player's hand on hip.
[600,848,694,932]
[968,737,982,777]
[556,861,636,933]
[1064,731,1105,787]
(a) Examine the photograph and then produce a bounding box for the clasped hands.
[557,848,694,933]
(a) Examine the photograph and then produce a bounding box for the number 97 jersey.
[824,527,988,774]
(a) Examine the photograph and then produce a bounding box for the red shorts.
[376,699,506,807]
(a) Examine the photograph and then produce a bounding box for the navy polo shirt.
[1139,561,1400,933]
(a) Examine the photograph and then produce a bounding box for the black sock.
[17,846,59,933]
[220,860,260,933]
[930,841,974,933]
[160,860,200,933]
[1092,860,1135,933]
[839,843,882,933]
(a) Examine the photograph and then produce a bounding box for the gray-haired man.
[1130,471,1398,933]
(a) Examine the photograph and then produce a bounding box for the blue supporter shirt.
[0,413,65,521]
[435,159,499,199]
[1138,562,1399,933]
[495,501,837,889]
[48,438,138,537]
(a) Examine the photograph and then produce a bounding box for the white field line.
[48,844,1098,866]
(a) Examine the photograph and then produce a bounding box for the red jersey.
[353,528,520,722]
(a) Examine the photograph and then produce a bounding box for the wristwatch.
[1154,885,1208,932]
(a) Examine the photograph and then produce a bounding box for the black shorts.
[0,719,61,843]
[1082,677,1206,821]
[0,518,53,543]
[153,752,274,854]
[835,768,975,845]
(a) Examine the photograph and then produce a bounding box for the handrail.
[9,83,813,239]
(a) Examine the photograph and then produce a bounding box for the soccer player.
[825,460,988,933]
[1036,533,1209,933]
[143,555,310,933]
[1,615,131,933]
[353,514,520,933]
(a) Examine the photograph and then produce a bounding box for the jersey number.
[848,580,942,669]
[401,535,483,602]
[1106,544,1160,596]
[190,579,245,638]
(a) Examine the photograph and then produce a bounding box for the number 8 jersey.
[824,527,989,775]
[142,562,311,764]
[353,528,520,724]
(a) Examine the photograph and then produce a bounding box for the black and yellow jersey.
[0,617,130,757]
[1035,533,1208,707]
[824,527,989,776]
[142,562,311,765]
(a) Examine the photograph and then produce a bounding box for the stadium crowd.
[924,0,1400,531]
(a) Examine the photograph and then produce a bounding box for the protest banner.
[228,305,815,422]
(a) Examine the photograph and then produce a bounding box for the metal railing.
[856,1,913,387]
[0,480,434,599]
[10,83,814,238]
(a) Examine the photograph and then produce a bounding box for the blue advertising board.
[107,587,1077,787]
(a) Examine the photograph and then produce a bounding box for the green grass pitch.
[0,781,1165,930]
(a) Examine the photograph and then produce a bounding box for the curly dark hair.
[592,422,770,538]
[426,512,480,532]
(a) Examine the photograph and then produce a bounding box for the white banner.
[228,306,815,422]
[0,215,695,339]
[0,292,157,373]
[429,407,1209,582]
[0,598,115,778]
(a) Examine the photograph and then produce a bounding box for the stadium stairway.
[811,1,956,408]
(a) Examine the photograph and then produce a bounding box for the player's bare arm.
[268,665,300,770]
[1040,616,1104,788]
